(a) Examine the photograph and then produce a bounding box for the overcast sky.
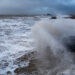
[0,0,75,15]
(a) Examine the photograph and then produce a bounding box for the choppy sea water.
[0,16,75,75]
[0,16,39,75]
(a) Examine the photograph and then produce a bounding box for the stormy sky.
[0,0,75,15]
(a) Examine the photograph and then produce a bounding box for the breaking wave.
[32,19,75,75]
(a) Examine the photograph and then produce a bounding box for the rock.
[69,15,75,19]
[14,51,36,65]
[65,15,75,19]
[63,36,75,52]
[14,51,38,75]
[51,16,57,19]
[7,71,12,75]
[14,59,38,75]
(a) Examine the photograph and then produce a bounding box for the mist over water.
[32,19,75,75]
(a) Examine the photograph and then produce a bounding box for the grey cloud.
[0,0,75,15]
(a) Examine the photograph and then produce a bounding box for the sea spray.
[31,19,75,75]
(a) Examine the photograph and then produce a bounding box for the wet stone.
[7,71,12,75]
[14,60,38,75]
[14,51,38,75]
[51,16,57,19]
[63,36,75,52]
[14,51,36,65]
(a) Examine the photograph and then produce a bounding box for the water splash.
[32,19,75,75]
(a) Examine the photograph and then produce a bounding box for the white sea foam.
[0,16,38,75]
